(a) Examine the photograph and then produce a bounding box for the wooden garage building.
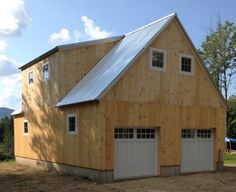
[12,13,226,182]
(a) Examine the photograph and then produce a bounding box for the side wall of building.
[14,41,118,171]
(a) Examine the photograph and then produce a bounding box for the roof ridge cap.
[125,12,176,36]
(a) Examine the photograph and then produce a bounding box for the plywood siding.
[14,102,106,170]
[58,41,117,99]
[16,40,118,170]
[102,19,226,170]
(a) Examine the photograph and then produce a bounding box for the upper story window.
[43,62,49,81]
[67,114,77,135]
[23,120,29,135]
[179,54,194,75]
[150,48,166,71]
[28,71,34,85]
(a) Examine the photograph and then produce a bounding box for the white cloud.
[73,30,82,42]
[81,16,112,40]
[0,55,20,76]
[0,55,21,109]
[0,40,7,51]
[0,73,21,109]
[0,0,30,38]
[49,28,71,44]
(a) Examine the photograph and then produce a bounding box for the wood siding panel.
[16,40,118,170]
[102,19,225,170]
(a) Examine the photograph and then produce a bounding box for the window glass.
[179,54,193,74]
[43,63,49,80]
[28,71,33,84]
[67,114,77,134]
[181,129,195,138]
[23,121,29,135]
[152,51,164,68]
[181,57,192,72]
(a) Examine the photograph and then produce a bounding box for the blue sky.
[0,0,236,109]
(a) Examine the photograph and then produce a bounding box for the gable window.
[67,114,77,135]
[28,71,34,85]
[179,54,194,75]
[150,48,166,71]
[23,120,29,135]
[43,62,49,81]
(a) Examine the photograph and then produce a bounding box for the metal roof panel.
[56,13,176,107]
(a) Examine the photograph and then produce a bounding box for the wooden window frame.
[149,48,166,72]
[67,113,77,135]
[23,120,29,136]
[42,62,50,81]
[179,54,194,76]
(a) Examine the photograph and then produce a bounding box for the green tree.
[199,20,236,100]
[227,95,236,138]
[0,117,14,160]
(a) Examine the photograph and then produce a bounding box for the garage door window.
[182,129,195,138]
[115,128,134,139]
[197,129,211,138]
[137,128,155,139]
[182,129,212,138]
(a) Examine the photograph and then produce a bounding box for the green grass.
[224,153,236,164]
[0,159,15,163]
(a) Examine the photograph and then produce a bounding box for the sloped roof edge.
[11,104,23,116]
[56,13,176,107]
[174,16,227,109]
[19,36,124,71]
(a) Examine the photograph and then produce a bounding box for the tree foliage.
[227,95,236,138]
[199,20,236,100]
[0,117,14,160]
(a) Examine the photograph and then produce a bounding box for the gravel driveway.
[0,162,236,192]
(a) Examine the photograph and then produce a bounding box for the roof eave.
[55,99,100,108]
[19,47,59,70]
[19,35,124,71]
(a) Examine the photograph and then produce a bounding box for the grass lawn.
[0,159,15,163]
[224,153,236,164]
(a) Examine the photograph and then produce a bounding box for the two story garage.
[12,13,226,183]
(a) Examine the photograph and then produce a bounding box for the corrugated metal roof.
[56,13,176,107]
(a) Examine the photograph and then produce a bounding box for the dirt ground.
[0,163,236,192]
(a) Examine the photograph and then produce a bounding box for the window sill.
[67,131,77,136]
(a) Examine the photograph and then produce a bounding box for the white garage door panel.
[181,129,214,173]
[114,128,157,179]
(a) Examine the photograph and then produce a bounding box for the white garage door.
[114,128,157,179]
[181,129,214,173]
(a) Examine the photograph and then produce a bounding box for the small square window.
[43,63,49,81]
[67,114,77,135]
[23,120,29,135]
[179,54,194,75]
[28,71,34,85]
[150,48,166,71]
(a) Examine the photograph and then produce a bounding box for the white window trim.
[42,62,50,81]
[23,120,29,136]
[28,70,34,86]
[149,47,166,72]
[67,113,77,135]
[179,54,194,76]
